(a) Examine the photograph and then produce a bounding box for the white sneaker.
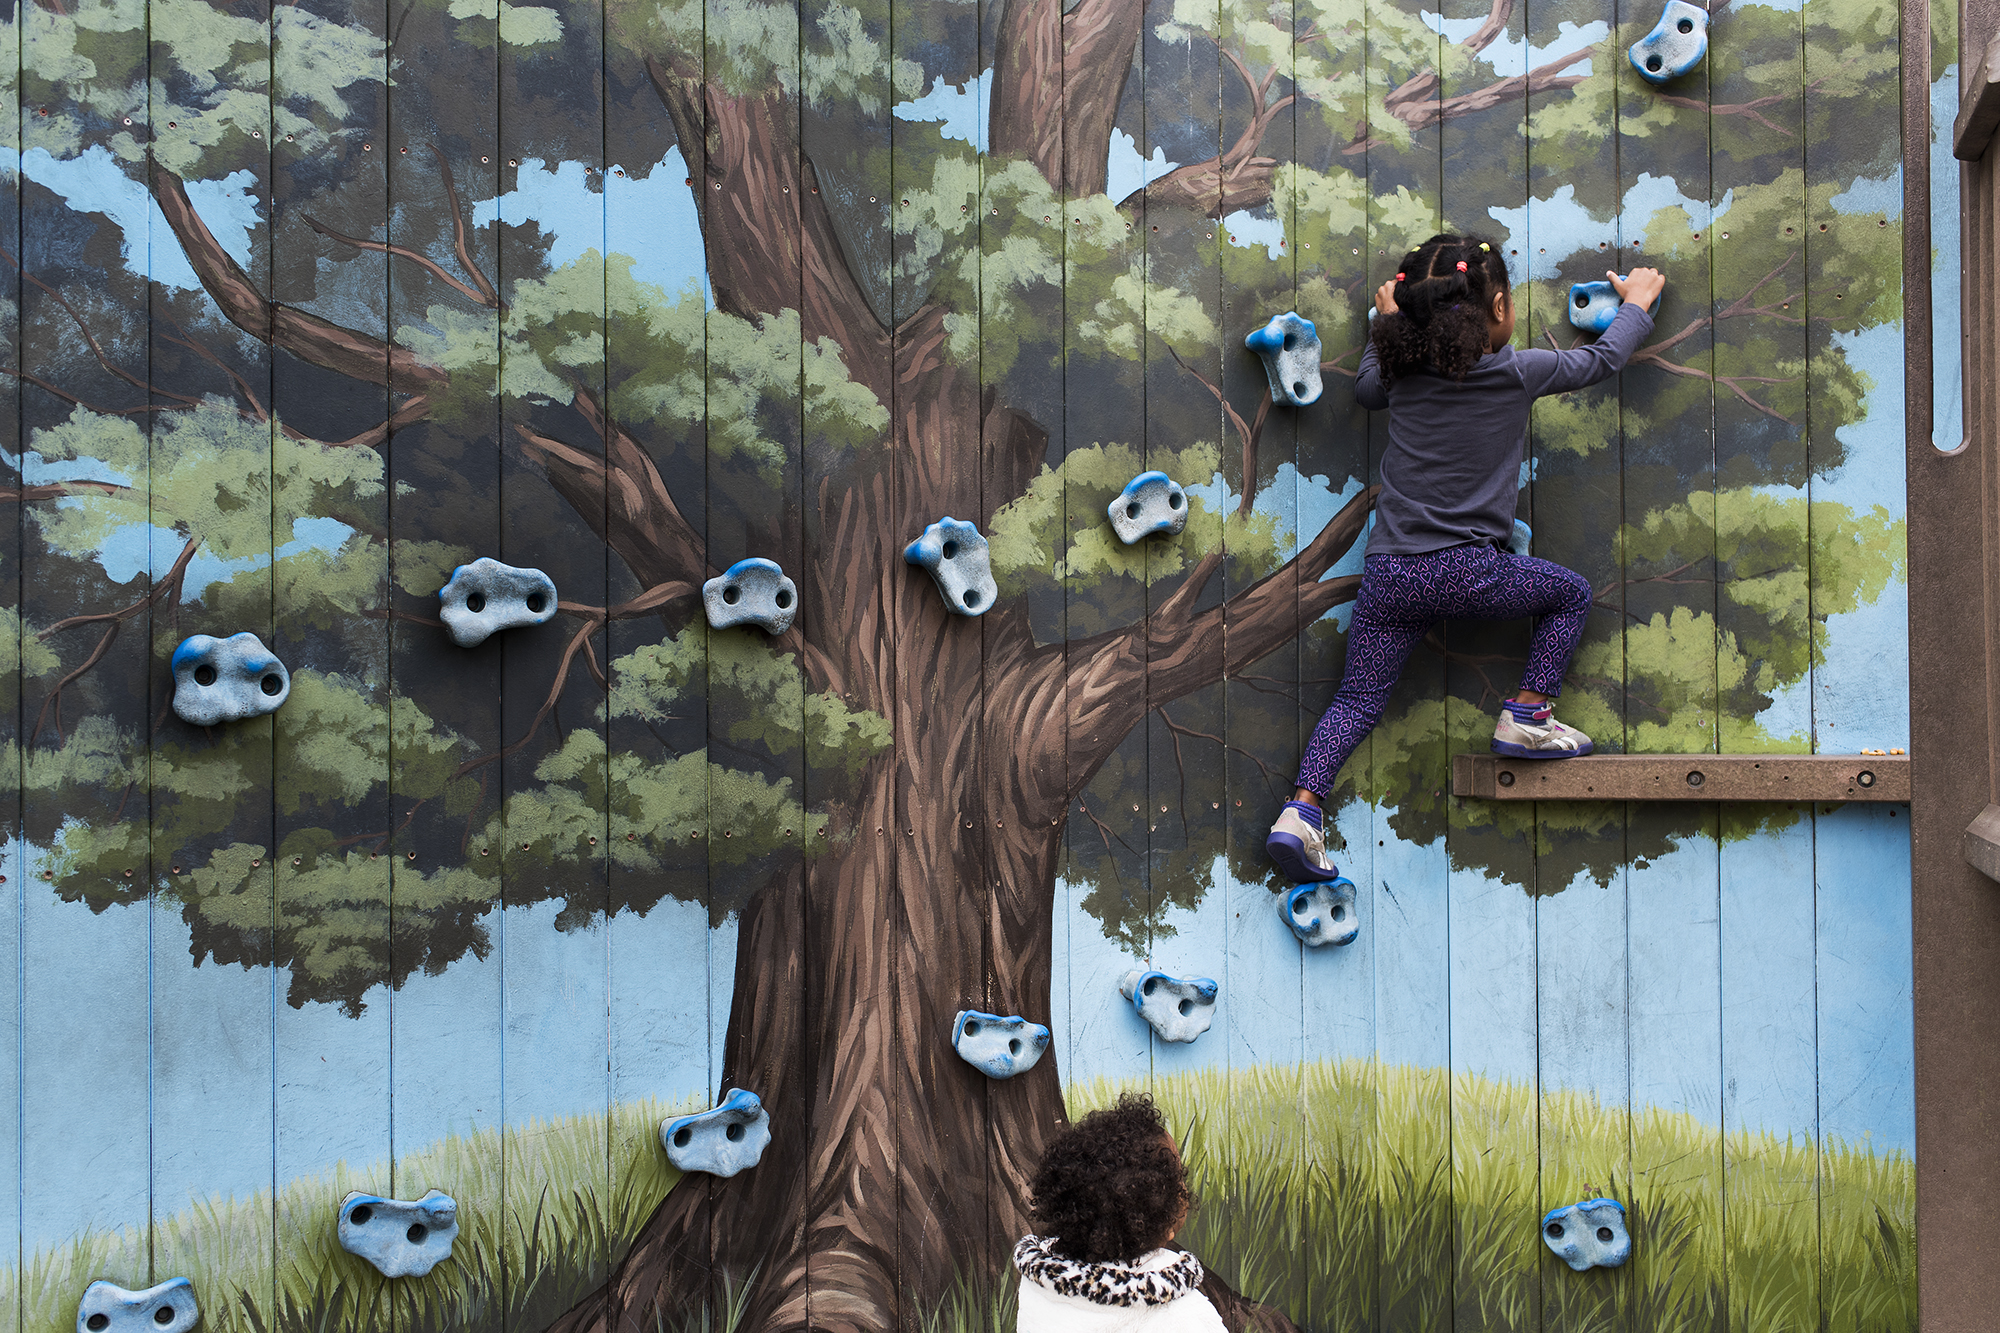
[1265,804,1342,883]
[1492,701,1593,757]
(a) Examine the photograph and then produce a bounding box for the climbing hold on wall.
[438,558,558,647]
[337,1189,459,1277]
[951,1010,1052,1079]
[1281,878,1360,947]
[703,558,799,634]
[1118,969,1219,1044]
[1541,1198,1632,1270]
[1107,472,1190,545]
[904,518,998,617]
[1508,520,1533,558]
[170,632,290,726]
[76,1279,199,1333]
[1566,280,1662,334]
[1244,311,1324,406]
[1629,1,1709,84]
[660,1088,771,1177]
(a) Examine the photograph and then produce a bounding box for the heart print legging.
[1294,542,1594,798]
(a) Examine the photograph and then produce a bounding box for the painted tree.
[4,0,1906,1326]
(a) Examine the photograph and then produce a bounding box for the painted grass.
[0,1066,1913,1333]
[1071,1062,1917,1333]
[0,1096,696,1333]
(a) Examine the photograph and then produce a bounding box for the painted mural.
[0,0,1928,1326]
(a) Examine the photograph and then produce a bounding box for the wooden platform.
[1451,753,1911,802]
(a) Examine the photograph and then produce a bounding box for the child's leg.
[1512,558,1593,697]
[1295,607,1435,799]
[1268,585,1433,883]
[1419,546,1593,695]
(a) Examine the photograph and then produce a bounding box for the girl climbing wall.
[1265,234,1667,885]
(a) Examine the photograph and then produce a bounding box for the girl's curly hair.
[1029,1093,1191,1264]
[1370,233,1511,383]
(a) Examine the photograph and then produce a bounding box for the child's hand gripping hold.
[1610,266,1666,311]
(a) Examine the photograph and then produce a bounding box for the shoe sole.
[1491,739,1595,758]
[1266,831,1343,884]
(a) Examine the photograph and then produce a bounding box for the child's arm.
[1516,267,1664,397]
[1354,278,1396,410]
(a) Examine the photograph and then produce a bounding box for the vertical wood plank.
[1434,0,1542,1327]
[1803,0,1911,1317]
[887,0,993,1304]
[382,4,502,1330]
[148,1,276,1324]
[495,13,609,1328]
[1719,813,1819,1332]
[18,0,154,1303]
[1517,4,1632,1327]
[795,0,891,1313]
[796,0,892,1304]
[1813,805,1915,1333]
[0,2,20,1322]
[1290,0,1377,1323]
[1706,0,1817,1325]
[269,1,392,1325]
[601,3,710,1319]
[1613,0,1724,1326]
[1063,0,1148,1109]
[1359,3,1446,1328]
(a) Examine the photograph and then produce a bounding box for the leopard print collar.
[1012,1235,1205,1308]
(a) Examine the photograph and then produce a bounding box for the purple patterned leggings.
[1295,544,1594,797]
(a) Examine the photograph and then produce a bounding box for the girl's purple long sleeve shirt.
[1354,302,1654,557]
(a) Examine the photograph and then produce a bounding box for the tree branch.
[305,146,503,312]
[1340,48,1591,158]
[149,160,447,394]
[518,384,710,596]
[1122,46,1291,216]
[31,536,202,744]
[0,480,127,502]
[1061,486,1378,792]
[455,615,604,776]
[1164,344,1267,516]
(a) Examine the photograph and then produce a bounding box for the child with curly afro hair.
[1011,1093,1225,1331]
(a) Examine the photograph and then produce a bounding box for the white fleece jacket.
[1013,1236,1227,1333]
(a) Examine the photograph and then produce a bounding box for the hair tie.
[1455,260,1468,272]
[1395,272,1405,280]
[1478,242,1490,252]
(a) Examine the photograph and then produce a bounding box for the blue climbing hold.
[438,558,558,647]
[660,1088,771,1177]
[1541,1197,1632,1271]
[952,1010,1052,1079]
[704,558,798,634]
[170,632,289,726]
[1566,279,1662,334]
[338,1189,459,1277]
[1108,472,1189,545]
[1629,0,1709,85]
[1118,969,1219,1044]
[904,517,997,617]
[1281,878,1359,948]
[1508,520,1533,557]
[1244,311,1323,406]
[76,1279,199,1333]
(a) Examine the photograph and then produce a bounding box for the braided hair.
[1370,234,1511,383]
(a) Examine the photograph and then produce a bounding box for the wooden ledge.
[1452,753,1910,802]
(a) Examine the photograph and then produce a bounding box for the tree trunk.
[550,632,1073,1333]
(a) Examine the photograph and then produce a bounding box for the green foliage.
[1072,1063,1916,1333]
[989,441,1284,599]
